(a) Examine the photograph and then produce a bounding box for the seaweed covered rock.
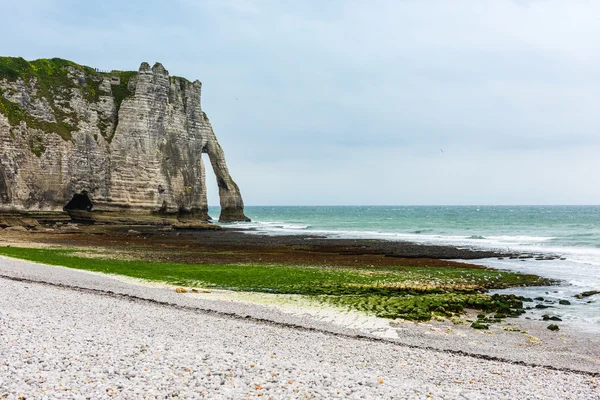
[0,57,249,223]
[325,293,527,323]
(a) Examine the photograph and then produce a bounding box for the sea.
[208,205,600,333]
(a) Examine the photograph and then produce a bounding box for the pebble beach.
[0,256,598,399]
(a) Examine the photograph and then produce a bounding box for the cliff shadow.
[0,165,9,204]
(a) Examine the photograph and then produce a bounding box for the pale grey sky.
[2,0,599,205]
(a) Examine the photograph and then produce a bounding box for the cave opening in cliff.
[63,191,94,212]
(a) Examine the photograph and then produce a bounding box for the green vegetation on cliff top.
[0,57,137,144]
[0,246,548,323]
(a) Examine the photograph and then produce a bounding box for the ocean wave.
[226,219,600,264]
[226,221,311,231]
[566,233,597,238]
[236,223,557,249]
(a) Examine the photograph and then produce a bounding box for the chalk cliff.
[0,57,249,222]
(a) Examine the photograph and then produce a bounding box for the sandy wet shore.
[0,257,598,399]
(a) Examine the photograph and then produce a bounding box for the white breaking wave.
[228,221,556,250]
[227,221,311,231]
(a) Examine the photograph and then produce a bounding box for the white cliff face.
[0,58,249,222]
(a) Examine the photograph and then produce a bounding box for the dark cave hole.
[217,177,228,190]
[63,191,93,212]
[158,200,168,214]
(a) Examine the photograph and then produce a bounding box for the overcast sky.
[2,0,599,205]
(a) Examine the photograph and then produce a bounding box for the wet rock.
[558,300,571,305]
[172,223,221,231]
[470,321,489,330]
[542,315,562,321]
[547,324,559,331]
[521,297,533,302]
[574,290,600,299]
[5,226,28,232]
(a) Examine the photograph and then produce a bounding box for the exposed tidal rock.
[0,57,249,222]
[575,290,600,299]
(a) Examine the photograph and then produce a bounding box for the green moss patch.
[28,134,46,157]
[0,57,137,142]
[324,293,525,322]
[0,57,100,140]
[97,70,137,141]
[0,246,549,324]
[0,93,76,141]
[110,71,137,112]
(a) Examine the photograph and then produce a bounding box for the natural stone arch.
[0,58,249,222]
[202,123,250,222]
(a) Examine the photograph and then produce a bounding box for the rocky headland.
[0,57,248,223]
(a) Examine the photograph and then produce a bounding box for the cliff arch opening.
[63,191,93,212]
[202,153,218,220]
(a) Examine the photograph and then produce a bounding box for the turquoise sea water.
[212,205,600,249]
[209,205,600,332]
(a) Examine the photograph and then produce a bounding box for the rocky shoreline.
[0,219,563,270]
[0,257,598,399]
[0,223,598,398]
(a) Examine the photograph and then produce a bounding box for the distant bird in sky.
[440,149,444,153]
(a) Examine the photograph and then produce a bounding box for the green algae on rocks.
[323,293,526,322]
[0,246,551,324]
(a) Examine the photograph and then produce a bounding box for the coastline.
[0,255,598,375]
[1,225,599,397]
[0,223,596,342]
[2,263,598,399]
[0,256,598,399]
[0,224,593,337]
[0,223,555,266]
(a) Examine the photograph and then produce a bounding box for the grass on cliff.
[0,57,98,141]
[0,246,546,322]
[0,57,137,143]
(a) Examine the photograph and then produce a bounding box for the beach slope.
[0,257,598,399]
